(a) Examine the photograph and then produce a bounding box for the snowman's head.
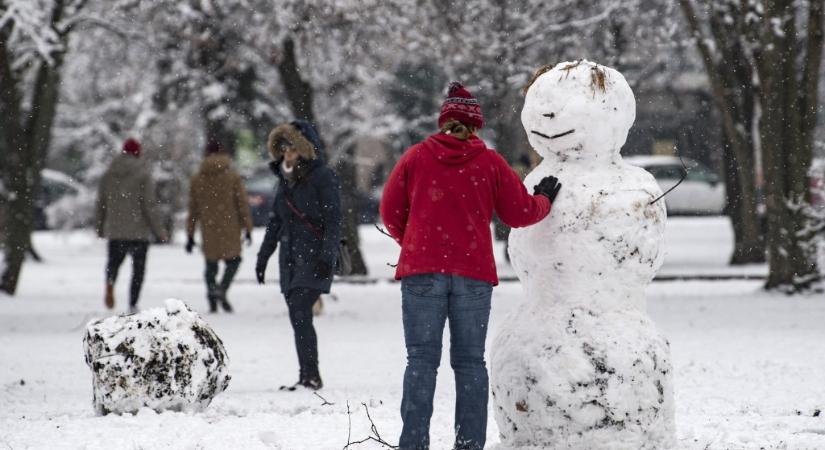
[522,60,635,164]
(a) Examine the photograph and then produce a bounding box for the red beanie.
[438,81,484,129]
[122,138,141,157]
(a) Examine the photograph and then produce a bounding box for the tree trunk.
[722,129,764,264]
[276,37,317,127]
[0,1,68,295]
[758,0,823,291]
[679,0,766,265]
[0,57,64,295]
[337,145,367,275]
[0,26,29,295]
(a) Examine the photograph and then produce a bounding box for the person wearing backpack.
[255,120,342,391]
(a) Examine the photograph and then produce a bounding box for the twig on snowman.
[649,155,688,205]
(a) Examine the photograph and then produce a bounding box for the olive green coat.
[95,154,164,241]
[186,155,254,261]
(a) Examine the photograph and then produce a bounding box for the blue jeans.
[399,274,493,450]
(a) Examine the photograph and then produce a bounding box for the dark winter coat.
[186,154,254,261]
[380,133,551,285]
[257,121,342,294]
[95,154,165,241]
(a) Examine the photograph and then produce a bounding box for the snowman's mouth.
[531,129,575,140]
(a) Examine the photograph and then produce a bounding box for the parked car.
[36,169,93,230]
[624,155,726,216]
[245,169,277,227]
[244,169,379,227]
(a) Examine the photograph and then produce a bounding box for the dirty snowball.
[83,299,230,415]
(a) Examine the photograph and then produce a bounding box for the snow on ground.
[1,217,823,449]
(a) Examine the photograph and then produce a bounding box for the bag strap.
[284,195,324,240]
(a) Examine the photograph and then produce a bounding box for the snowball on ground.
[83,299,230,415]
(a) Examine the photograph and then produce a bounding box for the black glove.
[244,230,252,247]
[314,260,332,280]
[533,175,562,203]
[255,259,267,284]
[185,236,195,254]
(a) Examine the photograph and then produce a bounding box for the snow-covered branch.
[515,0,631,53]
[0,0,63,65]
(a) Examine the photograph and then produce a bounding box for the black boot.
[218,257,240,313]
[301,366,323,390]
[216,288,233,313]
[207,286,219,313]
[300,374,323,390]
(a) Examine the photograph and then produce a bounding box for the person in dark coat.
[380,82,561,450]
[255,120,342,391]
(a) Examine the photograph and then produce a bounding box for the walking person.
[255,120,341,391]
[380,82,562,450]
[185,141,254,313]
[95,138,168,313]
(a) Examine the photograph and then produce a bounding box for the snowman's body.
[491,61,675,449]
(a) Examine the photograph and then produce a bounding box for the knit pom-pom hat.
[438,81,484,129]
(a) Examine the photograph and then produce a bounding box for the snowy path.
[2,218,823,449]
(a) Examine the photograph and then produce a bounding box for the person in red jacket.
[380,82,562,450]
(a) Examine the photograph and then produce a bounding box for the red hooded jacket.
[380,133,551,285]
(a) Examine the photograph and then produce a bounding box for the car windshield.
[685,166,719,183]
[646,165,684,180]
[645,162,719,184]
[41,179,78,203]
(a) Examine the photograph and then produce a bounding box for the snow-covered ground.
[1,217,823,449]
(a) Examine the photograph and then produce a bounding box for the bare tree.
[0,0,89,295]
[679,0,766,265]
[681,0,824,291]
[756,0,824,291]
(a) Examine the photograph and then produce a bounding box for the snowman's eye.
[543,113,555,118]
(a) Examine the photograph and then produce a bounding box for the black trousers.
[285,287,322,379]
[204,256,242,295]
[106,240,149,307]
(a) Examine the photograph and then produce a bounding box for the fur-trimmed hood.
[266,120,324,162]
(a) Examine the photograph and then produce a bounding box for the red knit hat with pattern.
[438,81,484,129]
[122,138,141,157]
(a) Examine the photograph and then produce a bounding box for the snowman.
[490,60,675,449]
